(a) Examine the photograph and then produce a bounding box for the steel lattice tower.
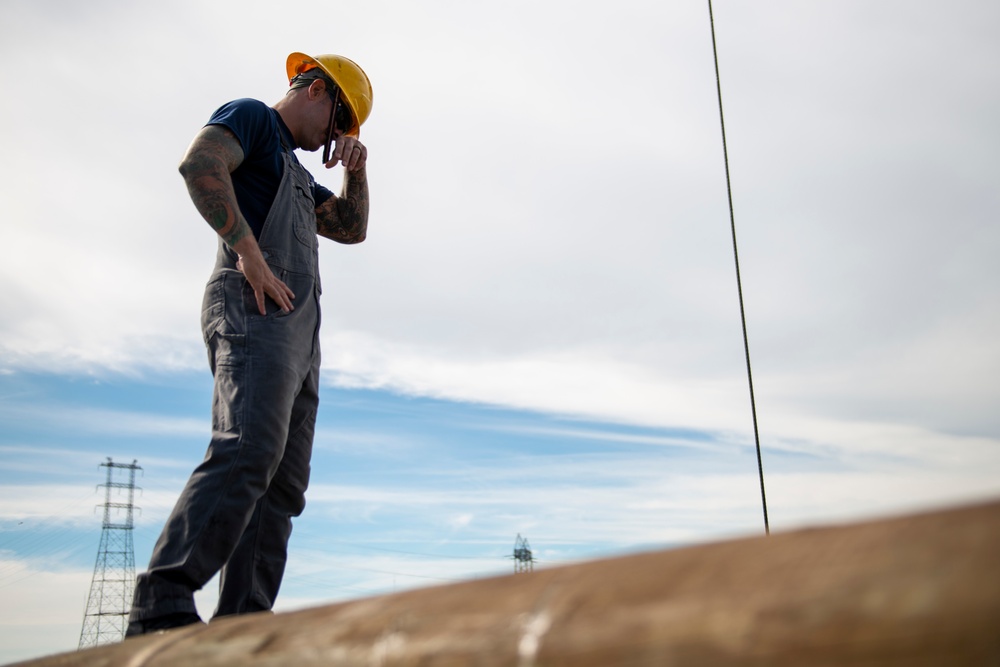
[513,534,535,573]
[78,458,141,649]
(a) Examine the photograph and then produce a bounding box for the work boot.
[124,611,203,638]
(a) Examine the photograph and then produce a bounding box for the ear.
[307,78,327,101]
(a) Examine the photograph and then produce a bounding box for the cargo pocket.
[201,271,247,346]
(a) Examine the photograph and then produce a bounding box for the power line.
[707,0,770,535]
[332,542,503,561]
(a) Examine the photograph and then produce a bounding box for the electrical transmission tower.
[512,534,535,573]
[79,458,141,649]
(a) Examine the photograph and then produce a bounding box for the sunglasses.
[329,93,353,134]
[322,86,353,163]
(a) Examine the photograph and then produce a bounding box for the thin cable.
[708,0,769,535]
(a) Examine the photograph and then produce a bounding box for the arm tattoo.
[316,168,369,244]
[178,125,252,248]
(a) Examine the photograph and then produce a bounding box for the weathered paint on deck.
[14,499,1000,666]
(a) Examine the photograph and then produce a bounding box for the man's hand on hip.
[233,240,295,315]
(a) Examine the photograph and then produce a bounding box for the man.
[126,52,373,636]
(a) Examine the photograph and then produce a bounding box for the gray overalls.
[131,141,322,621]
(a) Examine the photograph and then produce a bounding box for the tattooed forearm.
[316,167,369,244]
[178,126,252,248]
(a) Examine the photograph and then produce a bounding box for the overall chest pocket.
[291,183,318,249]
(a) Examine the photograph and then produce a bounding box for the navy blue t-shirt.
[206,99,334,239]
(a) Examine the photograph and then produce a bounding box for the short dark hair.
[289,68,336,93]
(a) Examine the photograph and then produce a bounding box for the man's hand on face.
[325,135,367,172]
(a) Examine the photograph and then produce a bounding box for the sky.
[1,0,998,662]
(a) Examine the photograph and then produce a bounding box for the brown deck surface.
[14,499,1000,666]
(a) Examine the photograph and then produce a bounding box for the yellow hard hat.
[286,52,373,137]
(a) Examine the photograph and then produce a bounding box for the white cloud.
[0,483,185,530]
[2,0,997,459]
[0,558,91,663]
[0,402,208,439]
